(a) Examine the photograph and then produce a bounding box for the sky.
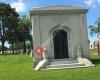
[0,0,100,44]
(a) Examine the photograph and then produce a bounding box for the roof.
[30,6,88,15]
[32,6,86,10]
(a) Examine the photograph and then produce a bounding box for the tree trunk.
[31,41,33,49]
[1,41,5,55]
[12,42,14,54]
[23,40,26,54]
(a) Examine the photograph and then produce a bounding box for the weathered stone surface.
[30,6,92,70]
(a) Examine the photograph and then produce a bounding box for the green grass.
[0,51,100,80]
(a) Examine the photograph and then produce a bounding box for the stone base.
[33,58,94,70]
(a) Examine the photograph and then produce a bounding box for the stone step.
[46,63,85,70]
[50,58,76,62]
[49,60,78,65]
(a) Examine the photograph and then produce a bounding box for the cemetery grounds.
[0,50,100,80]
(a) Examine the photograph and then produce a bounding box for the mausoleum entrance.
[53,30,69,59]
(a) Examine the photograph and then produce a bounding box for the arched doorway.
[53,29,69,59]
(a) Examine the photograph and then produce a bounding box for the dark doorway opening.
[53,30,69,59]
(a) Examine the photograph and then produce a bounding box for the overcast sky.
[0,0,100,42]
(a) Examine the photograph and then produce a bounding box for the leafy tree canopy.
[89,18,100,36]
[0,2,19,54]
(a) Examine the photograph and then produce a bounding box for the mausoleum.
[30,6,94,70]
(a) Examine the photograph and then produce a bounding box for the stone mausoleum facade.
[30,6,94,70]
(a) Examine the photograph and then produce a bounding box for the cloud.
[97,0,100,2]
[84,0,94,6]
[10,0,26,12]
[84,0,96,7]
[84,0,100,7]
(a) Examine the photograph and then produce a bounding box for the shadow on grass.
[92,59,100,65]
[0,53,20,56]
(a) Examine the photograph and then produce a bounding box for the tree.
[89,18,100,53]
[0,2,19,54]
[7,14,19,54]
[18,15,32,54]
[89,18,100,36]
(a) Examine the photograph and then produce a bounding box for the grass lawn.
[0,51,100,80]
